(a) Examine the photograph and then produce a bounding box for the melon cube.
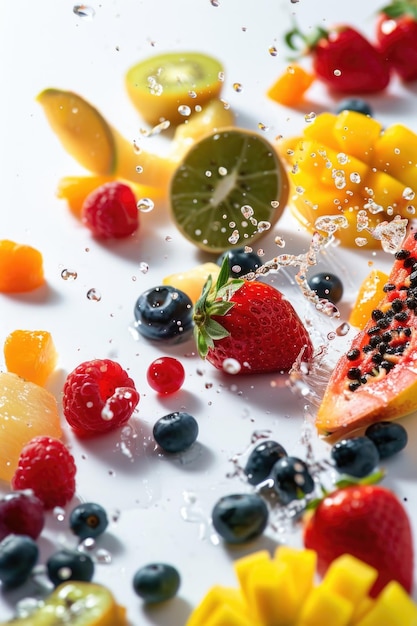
[322,554,378,605]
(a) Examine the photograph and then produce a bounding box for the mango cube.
[274,545,317,604]
[322,554,378,606]
[355,581,417,626]
[4,330,58,387]
[185,586,249,626]
[234,550,271,602]
[333,110,382,163]
[297,584,354,626]
[246,559,298,626]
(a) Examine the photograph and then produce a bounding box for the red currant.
[146,357,185,394]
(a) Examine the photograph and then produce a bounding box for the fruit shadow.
[1,282,63,306]
[140,596,194,626]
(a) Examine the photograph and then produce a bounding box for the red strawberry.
[285,24,390,93]
[375,2,417,82]
[303,484,414,596]
[63,358,140,436]
[193,259,313,374]
[82,181,139,238]
[11,436,77,510]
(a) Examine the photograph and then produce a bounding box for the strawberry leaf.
[204,318,230,341]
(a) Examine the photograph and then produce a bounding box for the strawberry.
[193,259,313,374]
[285,24,390,93]
[303,483,414,596]
[81,181,139,239]
[11,436,77,510]
[62,359,140,436]
[375,1,417,82]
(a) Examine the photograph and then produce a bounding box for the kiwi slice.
[169,128,289,253]
[125,51,224,126]
[8,581,127,625]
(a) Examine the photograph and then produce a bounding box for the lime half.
[169,128,289,253]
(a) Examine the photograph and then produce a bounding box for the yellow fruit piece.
[363,169,412,213]
[302,112,339,150]
[234,550,271,602]
[355,580,417,626]
[245,559,299,626]
[4,330,58,386]
[348,269,389,330]
[333,110,382,163]
[297,584,354,626]
[353,596,376,624]
[163,262,220,304]
[322,554,378,606]
[372,123,417,188]
[37,88,175,190]
[273,545,316,604]
[125,52,225,127]
[0,372,62,482]
[0,581,128,626]
[267,64,315,107]
[0,240,45,293]
[185,586,250,626]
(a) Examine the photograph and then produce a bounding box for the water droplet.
[336,322,350,337]
[355,237,369,247]
[274,236,286,248]
[178,104,192,117]
[205,170,212,178]
[61,268,78,281]
[222,358,242,374]
[403,187,415,201]
[135,165,143,174]
[233,82,243,93]
[304,112,316,123]
[73,4,95,19]
[350,172,361,184]
[334,69,342,77]
[257,221,271,233]
[210,0,220,5]
[269,46,278,57]
[241,205,254,219]
[87,288,101,302]
[258,122,269,132]
[218,166,228,176]
[139,262,149,274]
[137,197,154,213]
[228,230,240,245]
[96,548,112,564]
[337,153,348,165]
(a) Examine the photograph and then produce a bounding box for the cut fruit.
[0,581,128,625]
[37,88,175,189]
[316,230,417,438]
[125,51,224,126]
[169,128,289,252]
[348,269,390,330]
[4,330,58,386]
[267,64,315,107]
[0,372,62,482]
[163,262,220,303]
[0,240,45,293]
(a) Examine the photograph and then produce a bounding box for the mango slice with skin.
[279,110,417,247]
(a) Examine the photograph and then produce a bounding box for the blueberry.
[334,98,373,117]
[0,534,38,587]
[307,272,344,304]
[46,548,94,586]
[331,436,380,478]
[217,247,262,278]
[69,502,108,540]
[133,563,180,603]
[365,421,408,459]
[134,286,193,342]
[211,493,268,544]
[271,456,315,504]
[153,411,199,453]
[244,440,287,485]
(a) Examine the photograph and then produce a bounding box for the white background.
[1,0,417,623]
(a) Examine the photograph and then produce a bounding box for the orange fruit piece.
[163,262,220,304]
[348,269,390,330]
[267,64,315,107]
[0,372,62,482]
[0,240,45,293]
[4,330,58,386]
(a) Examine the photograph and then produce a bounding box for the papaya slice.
[316,229,417,438]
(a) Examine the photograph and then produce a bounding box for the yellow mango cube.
[185,586,249,626]
[322,554,378,605]
[273,546,317,604]
[234,550,271,602]
[372,124,417,187]
[333,110,382,163]
[362,169,413,213]
[204,604,254,626]
[4,330,58,387]
[352,596,375,624]
[302,112,340,150]
[297,584,354,626]
[355,581,417,626]
[246,559,298,626]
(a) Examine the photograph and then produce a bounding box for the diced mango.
[348,269,389,330]
[352,596,376,624]
[355,581,417,626]
[185,586,249,626]
[372,124,417,187]
[204,604,254,626]
[267,64,315,107]
[163,262,220,304]
[322,554,378,606]
[246,560,298,626]
[362,169,412,213]
[4,330,58,387]
[302,113,339,150]
[234,550,271,602]
[333,110,382,164]
[273,545,317,604]
[297,584,354,626]
[0,240,45,293]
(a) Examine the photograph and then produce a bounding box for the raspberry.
[11,437,77,510]
[81,181,139,238]
[62,359,140,436]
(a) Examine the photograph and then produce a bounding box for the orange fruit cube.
[267,64,315,107]
[4,330,58,386]
[0,240,45,293]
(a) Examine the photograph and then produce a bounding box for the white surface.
[1,0,417,623]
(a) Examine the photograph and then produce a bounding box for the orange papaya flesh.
[316,229,417,438]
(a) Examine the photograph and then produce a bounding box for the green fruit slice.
[169,128,289,253]
[3,581,127,625]
[125,51,224,126]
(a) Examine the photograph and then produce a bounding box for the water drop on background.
[87,288,101,302]
[137,198,154,213]
[61,269,77,281]
[73,4,95,19]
